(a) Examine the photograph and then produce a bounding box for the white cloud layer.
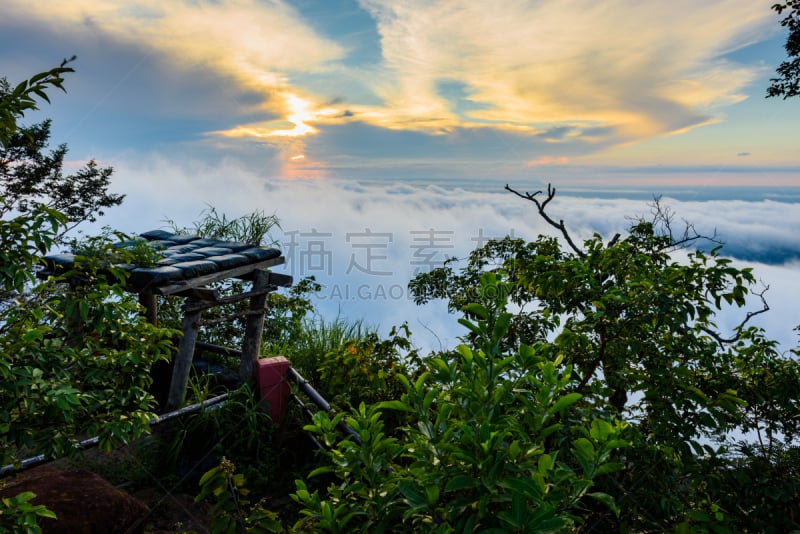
[85,157,800,354]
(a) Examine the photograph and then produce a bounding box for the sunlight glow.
[216,93,344,142]
[7,0,792,177]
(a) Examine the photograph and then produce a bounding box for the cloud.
[3,0,346,159]
[356,0,772,140]
[8,0,344,78]
[527,156,570,167]
[87,156,800,353]
[738,152,752,157]
[5,1,776,154]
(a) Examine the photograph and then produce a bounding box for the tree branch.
[701,285,771,347]
[505,183,586,257]
[645,195,724,251]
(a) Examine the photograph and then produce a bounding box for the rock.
[0,465,149,533]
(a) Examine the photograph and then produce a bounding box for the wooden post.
[239,269,269,383]
[166,304,202,411]
[138,289,158,325]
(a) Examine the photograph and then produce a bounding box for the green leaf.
[425,484,440,506]
[376,400,413,412]
[688,509,711,522]
[594,462,624,476]
[456,344,474,363]
[492,312,512,342]
[307,466,334,478]
[549,392,582,415]
[538,453,554,475]
[444,475,481,492]
[587,492,620,516]
[458,317,482,335]
[464,302,489,320]
[497,477,545,499]
[421,389,438,413]
[198,466,221,487]
[589,419,614,441]
[398,479,427,508]
[572,438,595,465]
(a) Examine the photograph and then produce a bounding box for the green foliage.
[316,323,420,412]
[67,226,163,268]
[196,457,283,534]
[0,132,172,464]
[412,219,759,446]
[408,235,560,349]
[768,1,800,98]
[408,189,800,529]
[177,204,281,247]
[0,120,122,231]
[0,61,179,530]
[1,72,122,237]
[0,201,65,296]
[156,384,275,484]
[0,239,177,464]
[262,276,323,355]
[1,60,123,294]
[293,274,628,532]
[689,444,800,533]
[0,57,74,148]
[0,491,57,534]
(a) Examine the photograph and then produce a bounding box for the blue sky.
[2,0,799,186]
[2,1,799,352]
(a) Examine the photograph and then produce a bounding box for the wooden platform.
[42,230,293,411]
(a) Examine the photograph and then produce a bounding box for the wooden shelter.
[43,229,292,411]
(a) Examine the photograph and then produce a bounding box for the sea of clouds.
[81,156,800,355]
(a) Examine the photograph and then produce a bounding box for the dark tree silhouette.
[1,62,123,238]
[768,1,800,98]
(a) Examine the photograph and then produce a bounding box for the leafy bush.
[0,236,177,464]
[409,186,800,530]
[196,457,283,534]
[0,59,175,534]
[292,273,628,532]
[0,491,57,534]
[316,323,420,413]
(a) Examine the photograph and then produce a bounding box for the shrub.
[293,273,628,532]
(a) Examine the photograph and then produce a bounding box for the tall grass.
[163,205,280,246]
[265,315,373,392]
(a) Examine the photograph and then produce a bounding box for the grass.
[265,315,374,390]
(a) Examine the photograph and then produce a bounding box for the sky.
[2,0,799,184]
[1,0,799,352]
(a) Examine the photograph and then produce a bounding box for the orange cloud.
[526,156,570,167]
[358,0,773,138]
[6,0,780,157]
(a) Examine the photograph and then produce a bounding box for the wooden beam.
[194,341,242,358]
[172,287,220,301]
[183,288,274,314]
[154,257,285,296]
[267,272,293,287]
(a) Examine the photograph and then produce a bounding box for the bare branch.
[702,285,771,347]
[505,183,586,258]
[607,233,621,248]
[645,196,724,251]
